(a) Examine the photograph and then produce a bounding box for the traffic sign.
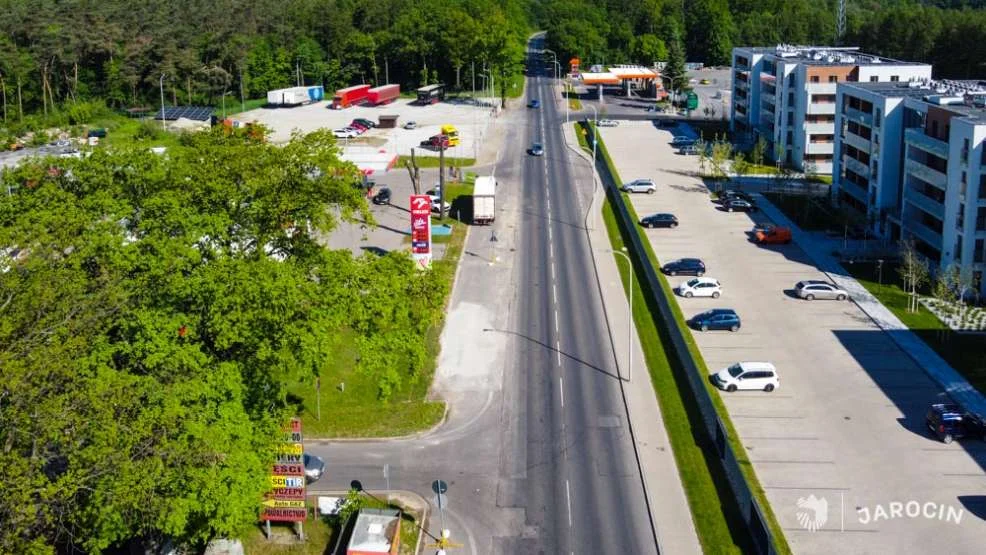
[432,479,449,494]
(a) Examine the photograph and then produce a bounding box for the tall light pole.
[604,248,633,382]
[587,104,599,230]
[543,48,559,80]
[222,90,234,119]
[664,75,685,111]
[159,73,167,132]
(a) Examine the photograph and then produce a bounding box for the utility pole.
[159,73,167,132]
[836,0,847,45]
[385,57,389,84]
[439,136,447,220]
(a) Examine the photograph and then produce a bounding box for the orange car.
[755,226,792,244]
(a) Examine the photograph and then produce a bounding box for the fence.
[584,122,779,555]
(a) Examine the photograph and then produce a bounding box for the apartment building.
[731,45,932,174]
[832,79,986,295]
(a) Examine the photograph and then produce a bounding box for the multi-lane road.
[309,36,659,554]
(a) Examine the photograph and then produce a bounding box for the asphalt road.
[308,36,659,555]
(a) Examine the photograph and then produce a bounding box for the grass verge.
[591,121,792,554]
[290,180,472,438]
[843,261,986,392]
[397,155,476,168]
[216,97,268,117]
[240,494,422,555]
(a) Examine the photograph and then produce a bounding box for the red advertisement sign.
[410,194,432,255]
[273,463,305,476]
[271,487,306,500]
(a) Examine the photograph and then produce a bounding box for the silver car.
[795,280,849,301]
[621,179,656,194]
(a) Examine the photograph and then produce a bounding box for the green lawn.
[843,261,986,392]
[240,495,422,555]
[592,121,792,554]
[397,155,476,168]
[218,97,268,117]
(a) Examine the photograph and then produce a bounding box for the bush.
[133,120,162,141]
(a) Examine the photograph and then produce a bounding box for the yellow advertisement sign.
[262,499,306,508]
[270,475,305,489]
[277,443,303,456]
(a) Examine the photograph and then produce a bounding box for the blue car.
[528,99,540,109]
[689,309,741,332]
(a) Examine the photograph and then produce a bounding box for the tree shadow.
[482,327,622,381]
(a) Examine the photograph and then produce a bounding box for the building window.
[980,175,986,199]
[958,203,965,229]
[875,108,881,127]
[873,159,879,175]
[962,138,969,163]
[829,75,838,83]
[976,240,985,263]
[956,237,963,263]
[890,75,900,82]
[810,75,819,83]
[869,76,879,82]
[977,207,986,230]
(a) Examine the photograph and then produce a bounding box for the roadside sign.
[263,499,306,508]
[260,507,307,521]
[410,194,432,269]
[271,487,306,499]
[264,417,307,522]
[273,463,305,476]
[270,475,305,489]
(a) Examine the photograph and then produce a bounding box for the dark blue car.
[925,402,986,443]
[528,99,540,109]
[689,309,741,332]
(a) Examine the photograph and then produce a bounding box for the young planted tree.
[898,241,930,313]
[732,150,751,189]
[709,139,733,190]
[752,136,767,169]
[933,262,963,336]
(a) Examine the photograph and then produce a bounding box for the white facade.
[730,45,932,174]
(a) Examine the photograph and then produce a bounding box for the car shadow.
[359,246,388,257]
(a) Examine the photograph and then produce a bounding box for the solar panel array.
[154,106,215,121]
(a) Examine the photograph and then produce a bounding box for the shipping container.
[367,84,400,106]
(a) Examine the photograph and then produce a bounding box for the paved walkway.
[561,122,703,555]
[756,194,986,416]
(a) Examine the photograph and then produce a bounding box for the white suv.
[621,179,656,194]
[677,277,721,298]
[712,362,779,392]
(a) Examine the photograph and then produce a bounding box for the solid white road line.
[566,479,573,528]
[559,376,564,407]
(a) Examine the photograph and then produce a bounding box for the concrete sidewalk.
[756,195,986,416]
[562,123,703,555]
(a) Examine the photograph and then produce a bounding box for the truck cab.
[440,125,460,146]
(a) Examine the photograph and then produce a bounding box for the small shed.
[377,115,399,129]
[346,508,401,555]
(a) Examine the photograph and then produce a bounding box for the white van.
[712,362,778,392]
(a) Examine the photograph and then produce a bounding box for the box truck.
[416,84,445,104]
[267,86,322,107]
[367,84,400,106]
[332,84,371,109]
[472,176,496,225]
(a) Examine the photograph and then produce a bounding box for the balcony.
[839,178,868,203]
[806,141,834,155]
[904,127,949,160]
[807,83,838,94]
[904,190,945,220]
[805,121,834,135]
[759,72,776,82]
[807,102,836,115]
[843,106,873,126]
[843,130,871,153]
[905,158,947,190]
[843,155,870,177]
[905,220,944,249]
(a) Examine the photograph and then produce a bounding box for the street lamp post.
[543,48,559,80]
[664,75,684,111]
[604,248,633,382]
[159,73,167,132]
[587,104,599,230]
[221,90,234,119]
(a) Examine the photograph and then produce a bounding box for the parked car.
[621,179,656,194]
[403,121,418,130]
[372,187,392,205]
[720,190,754,203]
[528,99,540,108]
[661,258,705,276]
[689,308,741,332]
[752,222,775,235]
[722,198,757,213]
[755,226,792,244]
[670,136,695,146]
[348,122,369,132]
[420,135,450,149]
[304,453,325,483]
[640,213,678,228]
[429,195,451,213]
[678,277,721,298]
[596,119,619,127]
[529,142,544,156]
[333,128,358,139]
[352,118,376,128]
[795,280,849,301]
[925,403,986,443]
[712,362,779,392]
[679,145,699,155]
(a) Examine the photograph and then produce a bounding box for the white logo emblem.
[411,197,430,209]
[796,494,828,532]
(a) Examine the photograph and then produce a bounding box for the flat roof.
[735,45,925,67]
[347,508,400,553]
[579,72,621,85]
[844,80,986,123]
[609,66,658,79]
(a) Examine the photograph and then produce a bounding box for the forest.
[0,0,529,122]
[536,0,986,79]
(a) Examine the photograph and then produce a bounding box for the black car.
[720,190,753,203]
[372,187,392,205]
[640,213,678,228]
[925,403,986,444]
[661,258,705,276]
[722,198,758,213]
[529,143,544,156]
[689,308,741,332]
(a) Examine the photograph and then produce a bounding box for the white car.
[429,195,451,213]
[621,179,656,194]
[677,277,721,298]
[333,128,358,139]
[596,119,619,127]
[712,362,779,392]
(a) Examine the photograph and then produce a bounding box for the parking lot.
[237,96,496,160]
[600,121,986,553]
